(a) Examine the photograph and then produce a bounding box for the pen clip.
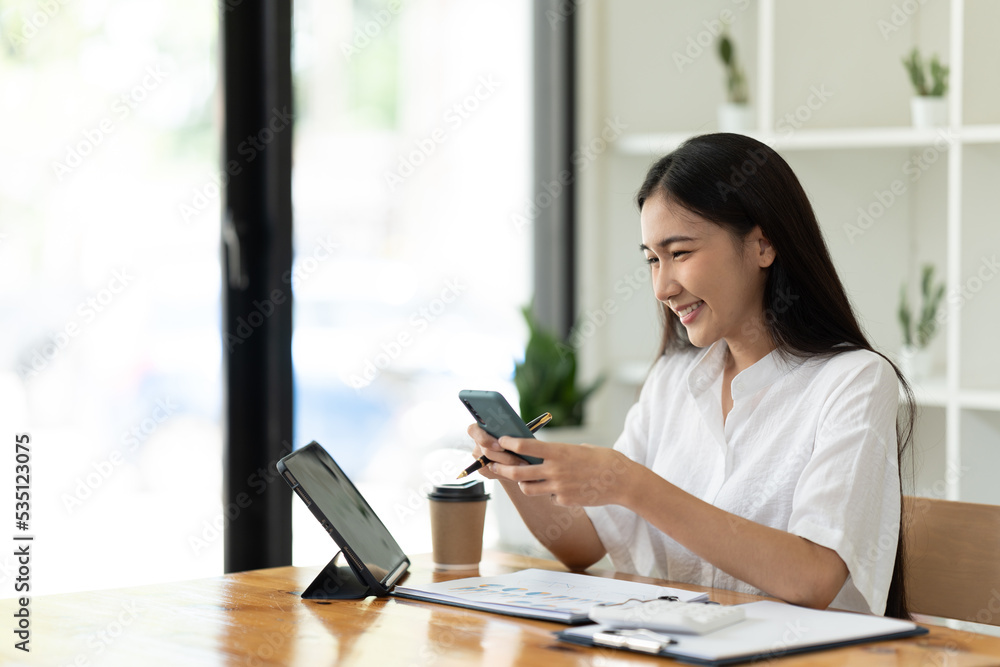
[593,628,675,653]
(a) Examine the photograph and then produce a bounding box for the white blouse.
[584,340,901,614]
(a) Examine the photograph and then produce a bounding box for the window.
[0,0,221,593]
[290,0,532,562]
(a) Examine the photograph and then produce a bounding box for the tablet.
[278,441,409,598]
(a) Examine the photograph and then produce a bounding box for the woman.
[469,133,913,618]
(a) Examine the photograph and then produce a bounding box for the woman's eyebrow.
[639,235,697,252]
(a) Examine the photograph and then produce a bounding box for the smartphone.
[459,389,543,465]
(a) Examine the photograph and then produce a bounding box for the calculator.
[588,599,746,635]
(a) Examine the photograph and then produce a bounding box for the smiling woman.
[469,132,917,620]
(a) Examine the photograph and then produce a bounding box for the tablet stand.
[302,550,375,600]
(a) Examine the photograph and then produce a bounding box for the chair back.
[904,495,1000,625]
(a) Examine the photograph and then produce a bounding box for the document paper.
[392,568,708,623]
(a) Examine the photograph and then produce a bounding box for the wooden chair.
[903,495,1000,625]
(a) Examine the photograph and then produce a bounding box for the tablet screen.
[280,442,408,588]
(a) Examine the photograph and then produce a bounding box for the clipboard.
[556,601,928,665]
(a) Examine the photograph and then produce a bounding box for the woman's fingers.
[466,423,527,471]
[489,444,636,507]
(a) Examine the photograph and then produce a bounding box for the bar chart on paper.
[392,568,707,623]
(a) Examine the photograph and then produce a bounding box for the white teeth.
[678,300,703,317]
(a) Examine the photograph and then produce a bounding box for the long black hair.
[636,133,913,619]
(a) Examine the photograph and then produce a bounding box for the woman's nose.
[653,268,680,303]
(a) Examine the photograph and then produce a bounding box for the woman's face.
[639,191,775,352]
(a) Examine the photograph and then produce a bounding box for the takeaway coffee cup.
[428,479,490,570]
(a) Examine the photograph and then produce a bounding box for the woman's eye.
[644,256,658,265]
[671,250,689,260]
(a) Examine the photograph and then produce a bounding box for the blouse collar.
[687,340,801,401]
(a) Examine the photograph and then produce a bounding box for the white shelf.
[910,377,949,409]
[616,125,1000,157]
[907,378,1000,411]
[960,125,1000,144]
[958,389,1000,412]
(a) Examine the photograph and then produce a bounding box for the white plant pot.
[910,96,948,129]
[489,484,551,558]
[717,103,755,133]
[899,344,933,381]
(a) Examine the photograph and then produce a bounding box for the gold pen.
[456,412,552,479]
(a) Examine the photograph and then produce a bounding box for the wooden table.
[4,551,1000,666]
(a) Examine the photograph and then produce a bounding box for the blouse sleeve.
[786,352,901,615]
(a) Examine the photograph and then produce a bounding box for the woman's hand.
[487,436,636,507]
[465,423,531,480]
[466,425,610,569]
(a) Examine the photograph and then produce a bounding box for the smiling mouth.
[675,300,703,317]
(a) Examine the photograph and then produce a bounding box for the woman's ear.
[751,226,776,268]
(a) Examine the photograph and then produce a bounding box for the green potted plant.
[898,264,945,380]
[513,304,603,430]
[716,28,753,132]
[902,48,949,128]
